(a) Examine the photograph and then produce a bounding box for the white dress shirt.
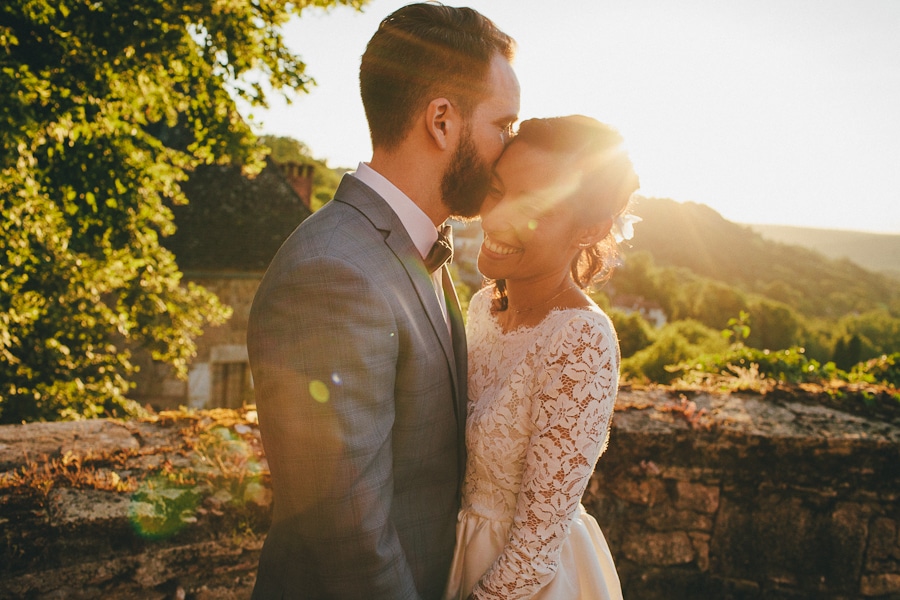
[350,163,449,326]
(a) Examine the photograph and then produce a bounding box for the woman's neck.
[499,277,585,331]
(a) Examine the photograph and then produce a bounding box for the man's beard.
[441,127,492,220]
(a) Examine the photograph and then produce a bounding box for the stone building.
[130,159,314,410]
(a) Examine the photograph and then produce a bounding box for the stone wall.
[589,390,899,599]
[1,390,897,599]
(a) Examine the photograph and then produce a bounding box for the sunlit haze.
[244,0,900,234]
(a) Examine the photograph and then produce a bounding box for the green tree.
[689,280,747,330]
[0,0,366,422]
[745,298,802,351]
[607,307,654,358]
[834,309,900,360]
[611,251,660,302]
[832,337,849,370]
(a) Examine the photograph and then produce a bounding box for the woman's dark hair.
[360,3,515,150]
[492,115,640,310]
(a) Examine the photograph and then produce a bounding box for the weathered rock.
[587,391,900,599]
[621,531,695,565]
[0,390,897,599]
[0,419,139,472]
[862,573,900,597]
[674,480,720,513]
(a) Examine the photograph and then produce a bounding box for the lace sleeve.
[472,313,619,599]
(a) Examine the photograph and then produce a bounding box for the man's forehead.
[482,54,520,118]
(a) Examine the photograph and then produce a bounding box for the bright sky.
[246,0,900,234]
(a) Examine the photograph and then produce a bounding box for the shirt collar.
[351,162,438,259]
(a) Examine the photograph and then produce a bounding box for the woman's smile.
[481,233,523,256]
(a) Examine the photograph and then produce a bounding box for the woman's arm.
[471,316,618,599]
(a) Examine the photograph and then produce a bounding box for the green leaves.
[1,0,366,422]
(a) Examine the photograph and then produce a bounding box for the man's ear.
[426,97,457,150]
[576,219,613,248]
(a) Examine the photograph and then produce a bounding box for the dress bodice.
[461,287,620,598]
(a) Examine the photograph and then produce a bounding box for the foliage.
[832,334,864,371]
[847,353,900,388]
[621,319,729,384]
[0,448,139,496]
[621,294,900,400]
[672,346,840,386]
[261,135,317,165]
[687,280,747,330]
[606,307,654,357]
[833,309,900,364]
[0,0,367,423]
[723,311,751,344]
[603,199,900,394]
[612,247,900,367]
[611,251,803,337]
[129,417,267,539]
[664,346,900,417]
[259,135,348,211]
[662,311,835,388]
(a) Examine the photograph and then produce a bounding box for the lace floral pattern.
[463,287,620,599]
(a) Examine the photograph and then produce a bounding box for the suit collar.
[350,163,438,259]
[332,174,398,233]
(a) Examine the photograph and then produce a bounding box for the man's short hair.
[360,3,515,150]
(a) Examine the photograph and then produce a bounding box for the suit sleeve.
[248,253,421,599]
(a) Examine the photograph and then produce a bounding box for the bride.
[444,115,639,600]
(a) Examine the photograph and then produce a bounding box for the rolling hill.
[746,224,900,277]
[623,197,900,319]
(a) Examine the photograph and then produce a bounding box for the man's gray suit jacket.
[247,174,467,599]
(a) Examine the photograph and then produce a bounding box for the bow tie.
[424,224,453,273]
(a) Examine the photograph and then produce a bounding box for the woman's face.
[477,142,585,283]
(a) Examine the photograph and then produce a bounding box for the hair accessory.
[610,213,641,243]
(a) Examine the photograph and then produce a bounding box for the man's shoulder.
[270,198,395,274]
[280,204,381,264]
[301,196,368,233]
[299,175,389,233]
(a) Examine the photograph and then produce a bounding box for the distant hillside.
[623,197,900,319]
[747,224,900,277]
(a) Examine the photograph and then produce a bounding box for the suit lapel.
[442,266,468,485]
[382,230,458,387]
[332,176,461,399]
[443,267,465,403]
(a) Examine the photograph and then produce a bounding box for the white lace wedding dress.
[444,287,623,600]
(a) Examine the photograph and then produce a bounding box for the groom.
[247,4,520,599]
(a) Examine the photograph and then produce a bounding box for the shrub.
[848,353,900,387]
[607,308,655,358]
[622,319,727,384]
[673,346,841,385]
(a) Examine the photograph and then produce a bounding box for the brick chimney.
[279,162,315,210]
